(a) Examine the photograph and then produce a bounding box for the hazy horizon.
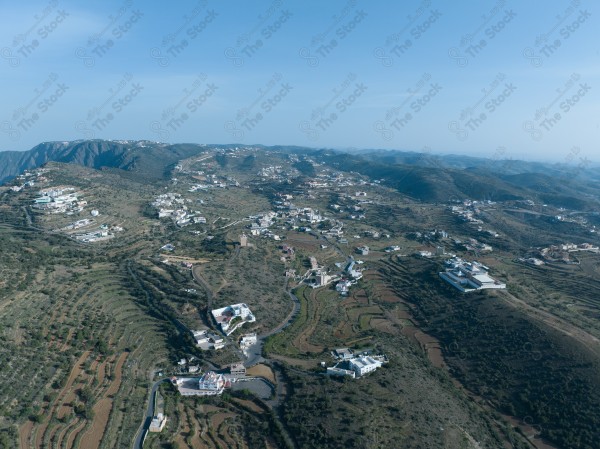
[1,1,598,165]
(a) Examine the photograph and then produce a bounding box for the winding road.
[134,248,302,448]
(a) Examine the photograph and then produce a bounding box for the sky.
[0,0,598,164]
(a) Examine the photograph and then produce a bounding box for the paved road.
[243,282,301,368]
[132,378,169,449]
[134,250,302,446]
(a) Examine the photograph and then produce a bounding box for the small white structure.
[149,413,167,432]
[332,348,354,360]
[91,209,99,217]
[240,333,257,349]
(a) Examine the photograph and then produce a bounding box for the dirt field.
[246,364,276,384]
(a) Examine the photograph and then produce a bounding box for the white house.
[197,371,227,395]
[349,356,383,377]
[149,413,167,432]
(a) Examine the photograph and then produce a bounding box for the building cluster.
[335,258,364,295]
[9,169,49,192]
[439,257,506,292]
[192,329,225,350]
[326,348,388,379]
[450,202,485,224]
[461,237,493,253]
[32,187,83,214]
[211,303,256,336]
[535,242,600,264]
[151,193,206,227]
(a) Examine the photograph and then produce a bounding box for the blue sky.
[0,0,598,163]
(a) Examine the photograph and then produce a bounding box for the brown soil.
[231,398,264,413]
[78,352,128,449]
[19,420,33,449]
[245,364,276,384]
[64,419,87,449]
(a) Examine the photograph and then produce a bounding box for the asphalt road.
[132,378,169,449]
[133,254,302,447]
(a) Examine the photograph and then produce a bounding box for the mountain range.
[1,140,598,208]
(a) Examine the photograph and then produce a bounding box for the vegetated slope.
[314,151,528,202]
[382,257,600,449]
[0,140,209,184]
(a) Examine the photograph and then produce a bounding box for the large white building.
[197,372,227,396]
[349,356,383,377]
[211,303,256,335]
[439,258,506,292]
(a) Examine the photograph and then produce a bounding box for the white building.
[197,371,227,395]
[149,413,167,432]
[212,303,256,335]
[240,333,257,349]
[349,356,383,377]
[439,258,506,292]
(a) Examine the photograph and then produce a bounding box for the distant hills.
[1,140,598,209]
[0,140,215,185]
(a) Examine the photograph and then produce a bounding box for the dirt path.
[500,291,600,357]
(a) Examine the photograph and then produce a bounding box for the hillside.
[0,140,210,184]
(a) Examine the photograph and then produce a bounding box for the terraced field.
[0,194,170,449]
[144,386,285,449]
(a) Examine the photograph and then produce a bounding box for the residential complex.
[439,257,506,292]
[211,303,256,335]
